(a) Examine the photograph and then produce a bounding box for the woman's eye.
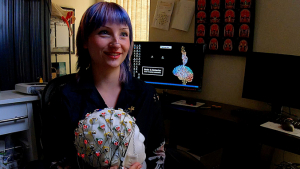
[121,32,128,37]
[98,30,109,35]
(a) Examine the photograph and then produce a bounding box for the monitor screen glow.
[131,42,205,92]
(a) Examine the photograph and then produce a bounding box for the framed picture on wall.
[194,0,255,55]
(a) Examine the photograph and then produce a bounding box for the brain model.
[74,108,146,168]
[172,46,194,85]
[172,65,194,85]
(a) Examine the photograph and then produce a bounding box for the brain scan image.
[172,46,194,85]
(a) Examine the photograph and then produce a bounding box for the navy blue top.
[42,70,165,169]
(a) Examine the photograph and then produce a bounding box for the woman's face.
[86,22,130,70]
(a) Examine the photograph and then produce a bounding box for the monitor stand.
[160,89,205,107]
[171,100,205,107]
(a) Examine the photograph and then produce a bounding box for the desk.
[160,95,279,169]
[162,97,269,144]
[259,121,300,156]
[0,90,39,161]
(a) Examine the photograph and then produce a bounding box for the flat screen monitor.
[242,52,300,113]
[131,42,205,92]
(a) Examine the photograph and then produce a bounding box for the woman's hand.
[129,162,142,169]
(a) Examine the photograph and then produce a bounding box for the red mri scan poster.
[195,0,255,54]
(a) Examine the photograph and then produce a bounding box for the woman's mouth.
[106,52,122,59]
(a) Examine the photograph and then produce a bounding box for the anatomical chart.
[152,0,175,30]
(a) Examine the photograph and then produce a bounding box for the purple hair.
[76,2,133,83]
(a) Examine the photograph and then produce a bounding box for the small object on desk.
[261,122,300,137]
[281,120,294,132]
[211,105,222,109]
[273,116,300,130]
[15,82,47,94]
[199,107,212,109]
[199,105,222,109]
[171,100,205,107]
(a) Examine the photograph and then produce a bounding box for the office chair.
[41,74,77,109]
[23,74,76,169]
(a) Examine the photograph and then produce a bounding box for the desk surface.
[261,121,300,138]
[165,97,270,126]
[162,94,300,155]
[0,90,39,105]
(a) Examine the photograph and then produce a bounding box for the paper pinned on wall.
[151,0,175,31]
[171,0,195,32]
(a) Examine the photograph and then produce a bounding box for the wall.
[253,1,300,56]
[150,0,300,167]
[150,0,300,112]
[51,0,96,74]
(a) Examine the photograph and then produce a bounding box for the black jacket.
[42,71,165,169]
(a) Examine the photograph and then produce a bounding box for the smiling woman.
[42,2,165,169]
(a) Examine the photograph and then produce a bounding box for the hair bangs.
[91,3,131,32]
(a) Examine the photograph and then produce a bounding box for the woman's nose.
[109,36,121,48]
[109,41,121,48]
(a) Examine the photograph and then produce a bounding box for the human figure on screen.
[172,46,194,85]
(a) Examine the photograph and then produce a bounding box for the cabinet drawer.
[0,103,28,135]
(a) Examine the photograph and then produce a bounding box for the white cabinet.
[0,90,39,161]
